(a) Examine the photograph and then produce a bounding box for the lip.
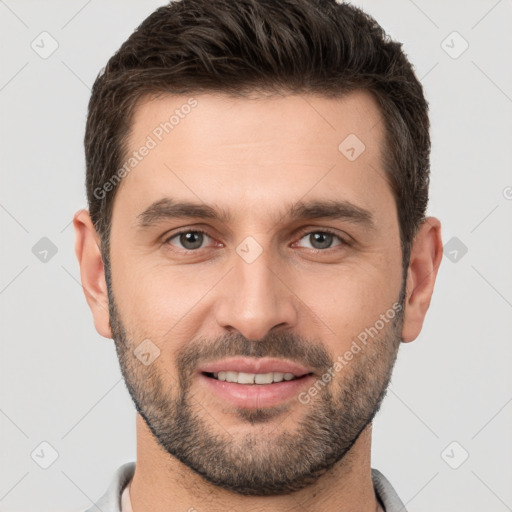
[197,357,316,409]
[198,372,316,409]
[197,357,314,377]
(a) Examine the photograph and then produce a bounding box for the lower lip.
[198,373,315,408]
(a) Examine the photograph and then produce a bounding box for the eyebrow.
[136,197,375,231]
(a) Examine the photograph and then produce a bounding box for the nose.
[213,247,299,341]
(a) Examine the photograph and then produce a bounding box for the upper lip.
[198,357,314,377]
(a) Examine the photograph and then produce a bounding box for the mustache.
[176,331,333,380]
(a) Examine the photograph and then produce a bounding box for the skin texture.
[74,90,443,511]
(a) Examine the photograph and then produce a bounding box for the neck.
[129,414,380,512]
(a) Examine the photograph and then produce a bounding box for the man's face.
[106,91,405,495]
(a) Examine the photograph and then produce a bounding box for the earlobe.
[401,217,443,343]
[73,209,112,339]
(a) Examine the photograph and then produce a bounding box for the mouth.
[197,357,316,409]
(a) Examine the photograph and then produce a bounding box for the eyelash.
[163,228,350,252]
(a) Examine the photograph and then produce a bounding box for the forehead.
[114,90,394,228]
[127,90,385,158]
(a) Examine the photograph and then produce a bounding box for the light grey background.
[1,1,511,511]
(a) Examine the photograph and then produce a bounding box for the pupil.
[181,232,203,250]
[311,232,332,249]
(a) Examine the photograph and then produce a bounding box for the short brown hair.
[84,0,430,272]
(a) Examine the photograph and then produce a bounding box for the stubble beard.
[104,254,405,496]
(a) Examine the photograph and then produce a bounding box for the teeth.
[255,373,273,384]
[237,372,255,384]
[226,371,238,383]
[212,371,299,384]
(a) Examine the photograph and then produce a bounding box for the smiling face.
[82,90,411,494]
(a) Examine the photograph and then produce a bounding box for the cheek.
[293,263,401,347]
[110,255,223,339]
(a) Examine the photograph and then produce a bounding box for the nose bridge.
[214,242,297,340]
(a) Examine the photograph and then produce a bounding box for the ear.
[73,209,112,339]
[401,217,443,343]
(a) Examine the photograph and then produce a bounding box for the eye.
[295,230,346,250]
[165,230,213,251]
[163,228,348,253]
